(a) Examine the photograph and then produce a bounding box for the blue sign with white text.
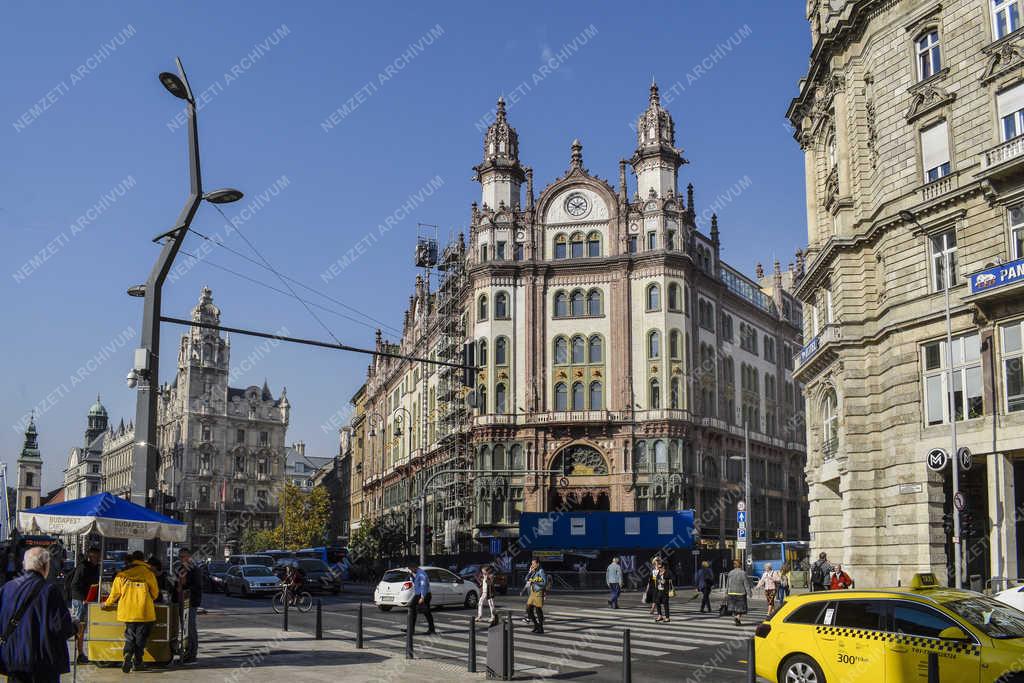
[970,257,1024,294]
[737,511,746,524]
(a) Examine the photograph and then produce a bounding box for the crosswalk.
[324,597,770,679]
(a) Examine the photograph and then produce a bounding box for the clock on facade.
[564,193,589,217]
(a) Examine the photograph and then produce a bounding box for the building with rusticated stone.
[355,85,808,559]
[788,0,1024,587]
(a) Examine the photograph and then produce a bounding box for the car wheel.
[464,591,479,609]
[779,654,825,683]
[242,585,249,597]
[996,675,1024,683]
[224,584,232,597]
[378,605,393,612]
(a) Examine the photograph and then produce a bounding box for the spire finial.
[570,139,583,168]
[649,79,660,106]
[496,96,506,121]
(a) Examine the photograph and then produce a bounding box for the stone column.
[989,453,1018,586]
[802,141,819,249]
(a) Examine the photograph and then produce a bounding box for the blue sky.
[1,1,811,486]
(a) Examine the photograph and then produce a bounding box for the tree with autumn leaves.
[240,482,332,552]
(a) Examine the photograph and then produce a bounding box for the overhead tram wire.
[184,221,402,337]
[174,246,393,335]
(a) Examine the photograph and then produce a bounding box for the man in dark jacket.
[69,546,100,663]
[0,547,75,682]
[174,547,203,663]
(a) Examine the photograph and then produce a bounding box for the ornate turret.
[473,97,526,210]
[20,414,40,461]
[85,394,108,445]
[16,414,43,520]
[631,82,686,198]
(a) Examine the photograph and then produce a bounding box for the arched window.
[478,385,487,414]
[650,379,661,409]
[478,445,491,470]
[495,383,507,414]
[554,234,568,259]
[916,29,941,81]
[671,378,681,409]
[571,290,585,317]
[554,291,568,318]
[654,441,668,472]
[554,382,568,411]
[570,232,585,258]
[668,283,680,311]
[587,289,602,316]
[634,441,649,472]
[495,336,508,365]
[588,335,603,363]
[822,389,839,455]
[589,381,603,409]
[587,231,601,257]
[572,335,586,364]
[493,444,505,470]
[478,295,488,321]
[495,291,509,319]
[669,330,681,359]
[479,339,488,365]
[572,382,585,410]
[510,444,524,470]
[648,330,661,359]
[554,337,568,364]
[646,284,661,311]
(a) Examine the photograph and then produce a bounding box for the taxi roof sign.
[910,572,939,589]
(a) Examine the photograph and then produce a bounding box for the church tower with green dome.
[16,413,43,524]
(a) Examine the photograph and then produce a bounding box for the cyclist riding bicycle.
[284,563,305,605]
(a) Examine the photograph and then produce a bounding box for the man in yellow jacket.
[104,551,159,673]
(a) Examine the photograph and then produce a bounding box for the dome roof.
[88,394,107,417]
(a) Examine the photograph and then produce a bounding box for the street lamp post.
[129,58,243,519]
[729,420,751,568]
[901,210,963,589]
[391,406,413,465]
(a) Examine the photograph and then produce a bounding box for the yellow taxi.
[754,573,1024,682]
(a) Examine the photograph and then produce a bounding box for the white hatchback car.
[374,566,479,611]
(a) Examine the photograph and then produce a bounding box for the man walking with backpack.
[810,552,833,592]
[104,550,159,672]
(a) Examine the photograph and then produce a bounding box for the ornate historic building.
[15,415,43,525]
[63,396,108,500]
[355,85,807,555]
[153,287,290,556]
[788,0,1024,587]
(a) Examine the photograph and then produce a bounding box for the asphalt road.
[200,585,765,681]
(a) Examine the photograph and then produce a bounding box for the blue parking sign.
[738,528,747,540]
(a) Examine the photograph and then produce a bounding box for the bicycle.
[272,587,313,613]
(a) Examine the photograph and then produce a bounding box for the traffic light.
[942,512,954,536]
[462,342,478,389]
[962,511,976,538]
[425,525,434,546]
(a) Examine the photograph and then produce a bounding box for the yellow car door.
[884,600,980,683]
[815,598,888,681]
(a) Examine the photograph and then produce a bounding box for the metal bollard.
[468,615,477,673]
[406,606,414,659]
[622,629,632,683]
[283,593,289,632]
[747,637,756,683]
[927,652,939,683]
[315,599,323,640]
[356,603,364,649]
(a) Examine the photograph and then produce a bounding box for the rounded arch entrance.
[546,443,611,512]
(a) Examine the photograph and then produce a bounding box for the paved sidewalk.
[67,626,481,682]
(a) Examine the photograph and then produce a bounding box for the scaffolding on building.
[423,230,471,554]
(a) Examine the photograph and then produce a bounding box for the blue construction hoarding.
[518,510,695,551]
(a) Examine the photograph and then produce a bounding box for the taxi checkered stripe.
[814,626,980,656]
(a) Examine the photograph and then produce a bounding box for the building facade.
[154,287,290,556]
[285,442,334,492]
[15,415,43,525]
[788,0,1024,586]
[63,396,109,501]
[100,419,135,499]
[356,86,808,556]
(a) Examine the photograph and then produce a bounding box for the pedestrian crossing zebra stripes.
[325,600,769,679]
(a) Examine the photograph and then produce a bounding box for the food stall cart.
[19,492,186,666]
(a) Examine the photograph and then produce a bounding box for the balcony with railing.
[919,171,958,202]
[980,134,1024,180]
[793,324,841,381]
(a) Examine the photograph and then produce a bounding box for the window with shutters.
[920,121,950,183]
[998,82,1024,141]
